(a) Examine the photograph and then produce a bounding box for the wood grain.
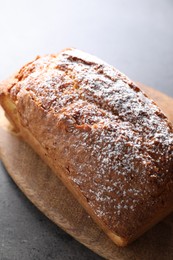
[0,84,173,260]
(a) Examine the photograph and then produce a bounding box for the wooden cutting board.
[0,84,173,260]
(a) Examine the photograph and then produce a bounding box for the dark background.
[0,0,173,259]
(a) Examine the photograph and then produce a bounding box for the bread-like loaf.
[0,48,173,246]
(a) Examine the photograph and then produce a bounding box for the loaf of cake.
[0,48,173,246]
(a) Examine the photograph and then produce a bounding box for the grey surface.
[0,0,173,259]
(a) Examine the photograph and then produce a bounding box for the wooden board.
[0,84,173,260]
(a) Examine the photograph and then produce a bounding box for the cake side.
[0,48,173,245]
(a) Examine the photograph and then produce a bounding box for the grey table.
[0,1,173,259]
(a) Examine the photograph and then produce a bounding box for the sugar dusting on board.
[9,48,173,236]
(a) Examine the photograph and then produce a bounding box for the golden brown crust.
[1,48,173,246]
